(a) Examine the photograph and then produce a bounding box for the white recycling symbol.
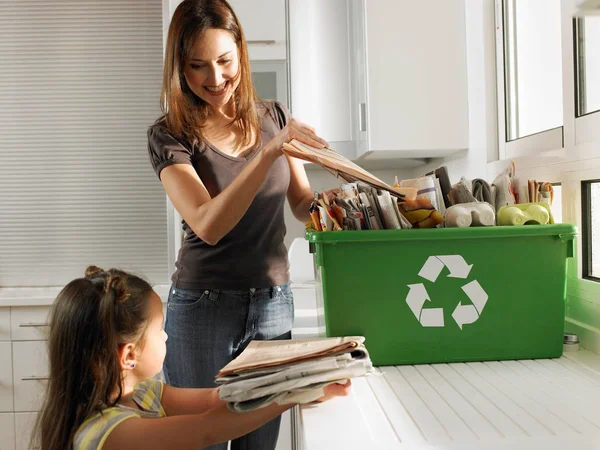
[406,255,488,330]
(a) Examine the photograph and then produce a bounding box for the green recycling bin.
[306,224,576,366]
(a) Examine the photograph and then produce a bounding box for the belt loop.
[270,287,275,299]
[208,289,220,301]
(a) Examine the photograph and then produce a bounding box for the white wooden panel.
[397,365,477,442]
[12,342,48,412]
[383,366,450,444]
[415,364,502,440]
[367,368,426,445]
[14,413,36,450]
[0,310,9,341]
[500,360,600,430]
[9,308,50,342]
[433,363,526,439]
[0,344,13,413]
[449,363,551,437]
[0,413,15,450]
[299,351,600,449]
[469,362,569,435]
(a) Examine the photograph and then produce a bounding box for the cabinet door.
[0,413,15,450]
[12,342,48,412]
[289,0,356,159]
[362,0,469,156]
[10,308,50,342]
[0,309,9,341]
[228,0,286,60]
[14,413,36,450]
[0,343,13,413]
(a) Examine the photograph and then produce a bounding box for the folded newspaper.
[216,336,374,412]
[282,139,416,200]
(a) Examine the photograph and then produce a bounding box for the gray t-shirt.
[147,101,291,289]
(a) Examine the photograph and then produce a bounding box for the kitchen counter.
[298,350,600,449]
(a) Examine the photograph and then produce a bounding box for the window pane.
[575,17,600,116]
[503,0,563,140]
[591,182,600,278]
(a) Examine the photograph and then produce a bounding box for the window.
[496,0,563,157]
[0,1,169,287]
[581,180,600,281]
[574,17,600,117]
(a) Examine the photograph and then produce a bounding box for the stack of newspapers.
[216,336,374,412]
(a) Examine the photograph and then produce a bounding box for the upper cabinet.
[289,0,470,161]
[228,0,287,60]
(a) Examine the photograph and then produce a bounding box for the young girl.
[33,266,350,450]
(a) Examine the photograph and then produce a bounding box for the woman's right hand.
[263,118,329,161]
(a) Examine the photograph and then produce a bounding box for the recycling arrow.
[406,283,444,327]
[418,255,473,282]
[406,254,489,330]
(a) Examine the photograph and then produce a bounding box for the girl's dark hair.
[161,0,260,148]
[32,266,153,450]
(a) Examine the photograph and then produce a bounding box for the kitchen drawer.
[0,413,15,450]
[14,413,36,450]
[0,343,13,412]
[12,342,48,412]
[10,308,50,342]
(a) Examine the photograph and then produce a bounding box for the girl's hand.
[263,118,329,161]
[314,380,352,403]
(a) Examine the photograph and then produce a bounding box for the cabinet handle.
[21,376,50,381]
[247,40,276,45]
[359,103,367,132]
[19,322,49,328]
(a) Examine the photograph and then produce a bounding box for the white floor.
[300,350,600,449]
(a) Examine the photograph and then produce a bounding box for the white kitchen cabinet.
[12,342,48,413]
[0,343,13,413]
[228,0,287,60]
[360,0,469,159]
[0,309,9,341]
[14,413,36,450]
[289,0,469,162]
[9,308,49,342]
[0,413,15,450]
[289,0,357,159]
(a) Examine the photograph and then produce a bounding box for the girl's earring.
[131,363,136,369]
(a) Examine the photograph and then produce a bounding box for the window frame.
[581,179,600,282]
[573,17,600,145]
[494,0,564,160]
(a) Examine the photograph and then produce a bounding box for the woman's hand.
[313,380,352,403]
[263,118,329,161]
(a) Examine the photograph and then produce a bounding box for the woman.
[147,1,327,449]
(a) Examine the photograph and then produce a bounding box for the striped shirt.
[73,379,166,450]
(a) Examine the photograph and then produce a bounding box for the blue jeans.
[163,283,294,450]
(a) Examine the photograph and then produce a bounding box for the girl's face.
[183,28,240,113]
[134,291,167,379]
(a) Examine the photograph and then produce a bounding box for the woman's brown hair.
[161,0,259,148]
[32,266,153,450]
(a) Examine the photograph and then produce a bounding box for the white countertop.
[0,284,171,307]
[299,350,600,449]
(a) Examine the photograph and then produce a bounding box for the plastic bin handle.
[559,233,576,258]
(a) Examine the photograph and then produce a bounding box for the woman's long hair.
[32,266,153,450]
[161,0,259,148]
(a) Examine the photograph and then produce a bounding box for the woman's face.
[183,28,240,112]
